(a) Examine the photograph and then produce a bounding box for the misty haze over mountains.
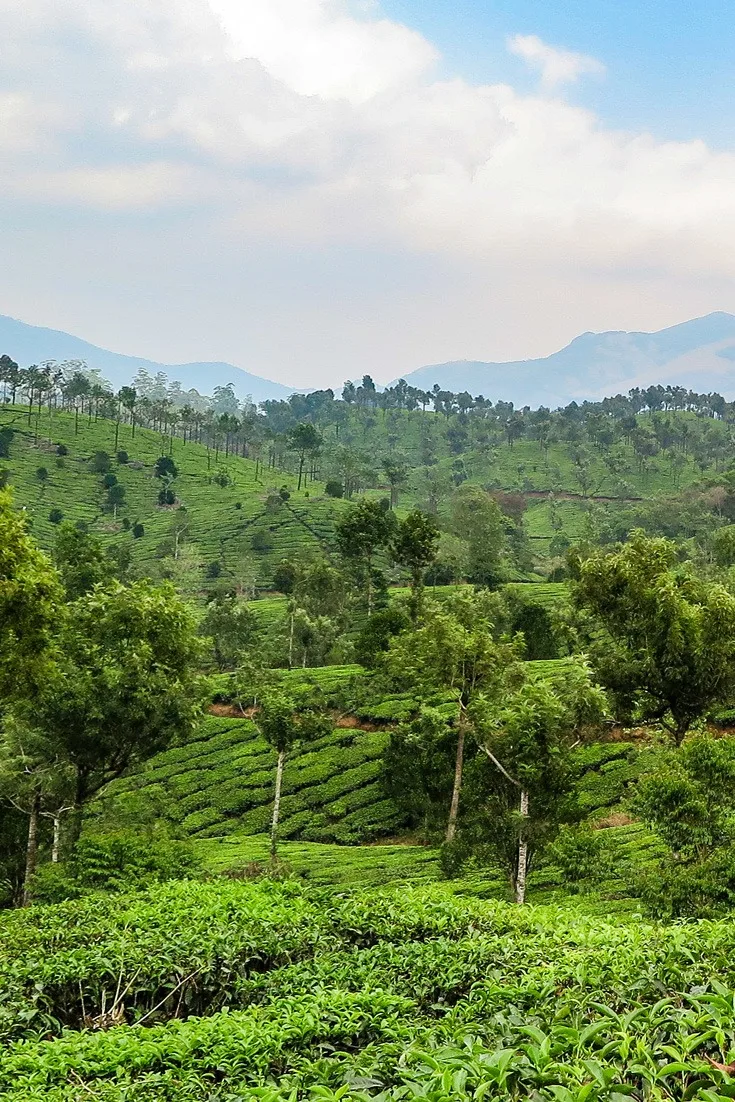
[3,311,735,408]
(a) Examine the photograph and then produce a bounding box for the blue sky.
[383,0,735,146]
[0,0,733,389]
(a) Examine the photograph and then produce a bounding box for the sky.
[1,0,734,389]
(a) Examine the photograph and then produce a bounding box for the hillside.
[0,405,348,594]
[0,313,295,403]
[396,311,735,406]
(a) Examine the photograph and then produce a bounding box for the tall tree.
[450,485,506,587]
[390,509,440,621]
[470,662,607,903]
[27,580,205,846]
[0,489,61,702]
[199,593,261,671]
[383,591,524,843]
[254,694,331,858]
[335,498,396,615]
[572,531,735,743]
[287,423,323,491]
[53,523,108,599]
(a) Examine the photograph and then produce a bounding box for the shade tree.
[572,531,735,742]
[254,693,331,857]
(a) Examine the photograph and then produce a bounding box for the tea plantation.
[3,879,735,1100]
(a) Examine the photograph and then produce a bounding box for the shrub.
[49,508,64,525]
[116,449,129,464]
[154,455,178,480]
[251,530,273,552]
[102,472,118,489]
[56,442,68,457]
[325,480,343,498]
[158,486,176,506]
[90,450,111,474]
[206,561,223,579]
[31,832,199,903]
[0,428,13,458]
[132,522,145,539]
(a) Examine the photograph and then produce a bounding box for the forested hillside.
[6,360,735,1099]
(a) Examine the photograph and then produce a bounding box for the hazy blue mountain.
[395,313,735,407]
[0,314,295,404]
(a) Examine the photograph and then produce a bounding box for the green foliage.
[89,451,111,474]
[390,509,439,619]
[31,832,198,903]
[0,488,61,702]
[450,485,506,587]
[573,531,735,740]
[26,580,206,815]
[154,455,178,480]
[634,735,735,916]
[199,593,260,670]
[53,522,107,598]
[8,881,735,1098]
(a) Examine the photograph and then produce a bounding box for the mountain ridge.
[392,312,735,407]
[0,313,296,404]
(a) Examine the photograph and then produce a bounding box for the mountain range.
[4,310,735,409]
[395,313,735,407]
[0,314,295,404]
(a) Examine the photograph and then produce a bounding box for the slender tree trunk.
[515,789,529,904]
[297,454,304,491]
[22,791,41,906]
[288,608,295,668]
[270,749,285,858]
[52,816,62,863]
[445,707,466,843]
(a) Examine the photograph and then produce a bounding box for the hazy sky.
[1,0,734,388]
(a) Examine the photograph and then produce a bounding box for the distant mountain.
[394,313,735,408]
[0,314,295,404]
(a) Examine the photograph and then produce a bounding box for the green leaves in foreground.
[5,881,735,1099]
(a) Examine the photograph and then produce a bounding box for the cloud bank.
[0,0,734,387]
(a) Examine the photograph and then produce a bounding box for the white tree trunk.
[22,792,41,907]
[270,749,285,858]
[515,789,529,905]
[52,816,62,864]
[445,711,465,843]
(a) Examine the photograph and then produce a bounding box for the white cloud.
[0,0,734,387]
[507,33,605,88]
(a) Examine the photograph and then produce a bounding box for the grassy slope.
[0,405,349,591]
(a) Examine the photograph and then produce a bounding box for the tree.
[0,720,74,904]
[287,423,322,491]
[254,694,331,857]
[0,489,61,702]
[383,591,524,843]
[382,457,408,509]
[572,532,735,743]
[199,594,261,671]
[53,522,108,599]
[335,499,396,615]
[154,455,178,481]
[634,736,735,917]
[390,510,440,621]
[450,486,506,587]
[27,580,205,847]
[118,386,137,439]
[0,355,20,405]
[469,662,607,903]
